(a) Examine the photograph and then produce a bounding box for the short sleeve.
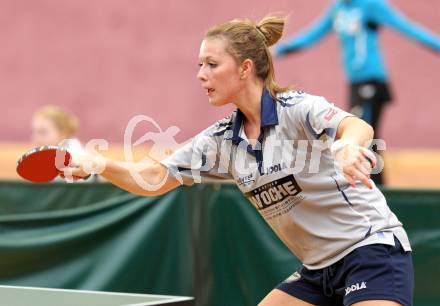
[160,126,233,186]
[300,95,354,140]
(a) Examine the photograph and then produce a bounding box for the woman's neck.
[234,81,264,127]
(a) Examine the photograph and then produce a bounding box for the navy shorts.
[277,238,414,306]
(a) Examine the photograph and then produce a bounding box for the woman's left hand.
[332,141,377,189]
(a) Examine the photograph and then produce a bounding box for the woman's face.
[197,38,243,106]
[31,115,64,146]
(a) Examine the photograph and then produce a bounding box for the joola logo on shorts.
[244,175,302,210]
[345,282,367,296]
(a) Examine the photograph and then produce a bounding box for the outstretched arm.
[275,4,335,56]
[62,155,181,197]
[61,126,232,195]
[369,0,440,52]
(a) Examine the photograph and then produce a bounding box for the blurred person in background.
[275,0,440,185]
[31,105,94,182]
[31,105,83,155]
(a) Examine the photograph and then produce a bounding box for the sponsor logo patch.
[244,175,304,220]
[237,174,255,187]
[244,175,302,210]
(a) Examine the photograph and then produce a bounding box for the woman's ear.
[239,59,253,80]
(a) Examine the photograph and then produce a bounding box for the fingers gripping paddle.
[16,146,72,183]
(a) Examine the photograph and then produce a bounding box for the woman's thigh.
[258,289,315,306]
[352,301,402,306]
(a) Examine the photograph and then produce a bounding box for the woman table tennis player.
[62,16,413,306]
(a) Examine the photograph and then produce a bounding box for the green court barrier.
[0,182,438,305]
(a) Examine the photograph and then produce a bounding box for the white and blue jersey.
[275,0,440,83]
[161,89,411,269]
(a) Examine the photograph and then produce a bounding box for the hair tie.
[255,25,267,44]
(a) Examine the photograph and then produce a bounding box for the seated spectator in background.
[31,105,83,155]
[31,105,95,182]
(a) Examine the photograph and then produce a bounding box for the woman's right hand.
[60,152,106,181]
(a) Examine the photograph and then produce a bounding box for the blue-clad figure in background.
[276,0,440,185]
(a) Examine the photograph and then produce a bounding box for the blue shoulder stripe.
[305,112,336,139]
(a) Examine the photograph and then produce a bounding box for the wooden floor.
[2,142,440,189]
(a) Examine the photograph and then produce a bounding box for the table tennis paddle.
[16,145,72,183]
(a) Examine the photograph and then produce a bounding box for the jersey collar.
[231,89,279,144]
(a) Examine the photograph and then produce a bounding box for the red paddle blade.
[16,146,72,183]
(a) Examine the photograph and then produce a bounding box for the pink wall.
[2,0,440,148]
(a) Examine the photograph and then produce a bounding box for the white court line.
[0,285,193,302]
